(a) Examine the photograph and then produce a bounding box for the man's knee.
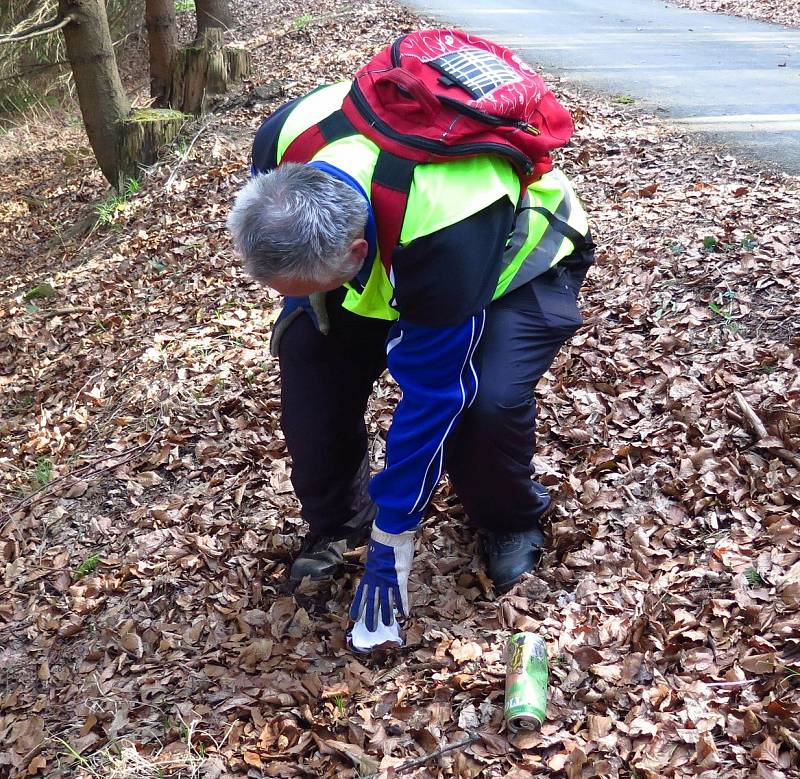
[465,381,536,432]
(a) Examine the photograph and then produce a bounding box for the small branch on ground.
[732,390,800,469]
[363,732,480,777]
[165,119,214,190]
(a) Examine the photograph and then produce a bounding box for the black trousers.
[277,259,590,537]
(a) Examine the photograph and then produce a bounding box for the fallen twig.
[732,391,800,469]
[246,31,276,51]
[363,732,480,778]
[164,119,214,191]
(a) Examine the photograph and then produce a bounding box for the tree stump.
[225,44,252,82]
[171,28,252,115]
[118,108,185,185]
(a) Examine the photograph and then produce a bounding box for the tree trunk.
[145,0,178,107]
[195,0,232,34]
[57,0,129,187]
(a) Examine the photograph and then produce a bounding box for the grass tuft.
[292,14,314,29]
[95,177,141,225]
[54,716,234,778]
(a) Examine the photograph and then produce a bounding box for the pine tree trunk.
[57,0,130,187]
[145,0,178,107]
[195,0,232,34]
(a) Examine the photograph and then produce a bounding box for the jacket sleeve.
[369,311,486,533]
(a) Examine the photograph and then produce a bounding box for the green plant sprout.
[73,554,101,580]
[708,290,740,334]
[95,177,141,225]
[33,457,53,487]
[293,14,314,29]
[744,567,763,587]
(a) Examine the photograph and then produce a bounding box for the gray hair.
[227,163,368,283]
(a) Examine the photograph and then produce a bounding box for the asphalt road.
[405,0,800,174]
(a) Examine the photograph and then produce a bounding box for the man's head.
[227,162,369,296]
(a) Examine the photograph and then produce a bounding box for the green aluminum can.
[504,632,548,732]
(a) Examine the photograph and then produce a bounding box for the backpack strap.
[281,110,417,274]
[371,151,417,272]
[523,205,590,251]
[280,110,357,164]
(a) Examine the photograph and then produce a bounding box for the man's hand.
[348,526,415,651]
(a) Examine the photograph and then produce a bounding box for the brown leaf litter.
[1,0,799,776]
[666,0,800,28]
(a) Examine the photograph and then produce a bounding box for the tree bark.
[172,28,224,114]
[224,43,251,82]
[145,0,178,107]
[195,0,232,34]
[57,0,130,188]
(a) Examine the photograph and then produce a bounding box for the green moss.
[129,108,187,123]
[24,282,56,301]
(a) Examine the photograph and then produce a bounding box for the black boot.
[290,455,376,582]
[485,526,545,593]
[289,503,376,581]
[484,483,550,593]
[290,534,347,581]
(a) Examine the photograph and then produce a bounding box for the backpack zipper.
[438,96,541,135]
[391,35,407,66]
[350,80,534,174]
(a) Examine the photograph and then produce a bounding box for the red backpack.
[282,29,574,270]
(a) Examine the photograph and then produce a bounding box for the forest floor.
[1,0,799,777]
[665,0,800,29]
